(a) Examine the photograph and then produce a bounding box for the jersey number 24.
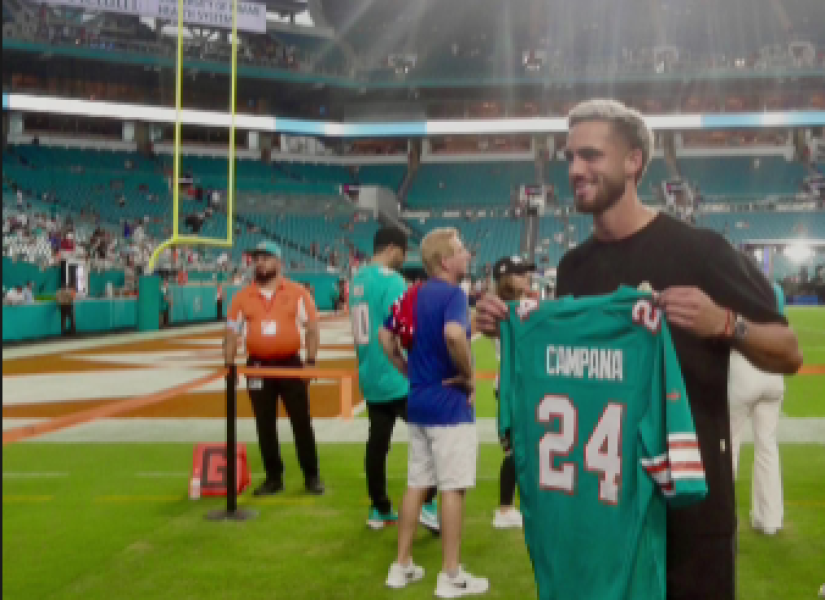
[538,395,625,505]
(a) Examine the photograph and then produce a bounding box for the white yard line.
[3,472,69,478]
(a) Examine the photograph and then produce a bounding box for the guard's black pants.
[59,305,76,335]
[247,355,320,483]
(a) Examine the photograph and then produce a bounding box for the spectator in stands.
[60,233,75,253]
[22,281,35,305]
[49,231,62,255]
[5,286,25,306]
[124,259,137,292]
[160,279,172,328]
[15,211,28,233]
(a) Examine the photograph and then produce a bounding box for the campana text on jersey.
[546,346,624,381]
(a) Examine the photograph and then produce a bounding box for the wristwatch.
[732,313,749,341]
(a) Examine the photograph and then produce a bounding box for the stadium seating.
[407,162,536,208]
[407,216,522,272]
[356,165,407,191]
[4,147,171,239]
[3,146,384,272]
[680,156,807,200]
[536,214,593,265]
[638,159,671,200]
[272,161,352,185]
[697,211,825,244]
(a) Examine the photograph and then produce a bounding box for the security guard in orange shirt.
[224,241,324,495]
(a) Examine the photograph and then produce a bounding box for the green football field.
[3,307,824,600]
[3,444,824,600]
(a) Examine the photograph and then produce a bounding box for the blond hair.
[421,227,458,277]
[568,98,654,183]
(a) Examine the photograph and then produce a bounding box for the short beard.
[574,173,626,215]
[255,268,278,285]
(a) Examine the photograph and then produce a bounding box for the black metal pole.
[226,363,237,514]
[207,364,257,521]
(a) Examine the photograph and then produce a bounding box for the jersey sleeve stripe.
[643,462,670,475]
[668,441,700,450]
[668,449,702,464]
[668,433,698,443]
[640,454,668,468]
[671,471,706,481]
[670,462,705,473]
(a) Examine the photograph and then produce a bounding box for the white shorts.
[407,423,478,492]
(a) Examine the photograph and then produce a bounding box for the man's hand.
[443,374,475,399]
[656,287,728,338]
[475,293,508,338]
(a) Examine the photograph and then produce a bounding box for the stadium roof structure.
[318,0,825,64]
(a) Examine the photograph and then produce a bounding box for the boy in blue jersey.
[379,227,489,598]
[350,227,438,531]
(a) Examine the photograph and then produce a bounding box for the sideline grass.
[3,443,824,600]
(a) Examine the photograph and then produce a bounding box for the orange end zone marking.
[238,367,356,379]
[340,376,353,420]
[2,370,228,446]
[798,364,825,375]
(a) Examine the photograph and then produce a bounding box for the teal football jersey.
[350,264,409,403]
[499,286,708,600]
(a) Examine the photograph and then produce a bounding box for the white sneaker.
[386,561,425,589]
[435,566,489,598]
[753,523,780,536]
[492,508,523,529]
[751,516,781,536]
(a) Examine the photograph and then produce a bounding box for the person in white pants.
[728,348,785,535]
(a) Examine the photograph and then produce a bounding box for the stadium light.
[783,244,813,263]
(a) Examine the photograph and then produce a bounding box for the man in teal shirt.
[350,227,438,531]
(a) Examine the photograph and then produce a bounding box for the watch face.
[734,317,748,339]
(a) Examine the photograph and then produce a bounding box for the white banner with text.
[41,0,267,33]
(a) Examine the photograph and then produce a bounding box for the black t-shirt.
[557,212,785,537]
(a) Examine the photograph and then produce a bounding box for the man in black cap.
[491,255,537,530]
